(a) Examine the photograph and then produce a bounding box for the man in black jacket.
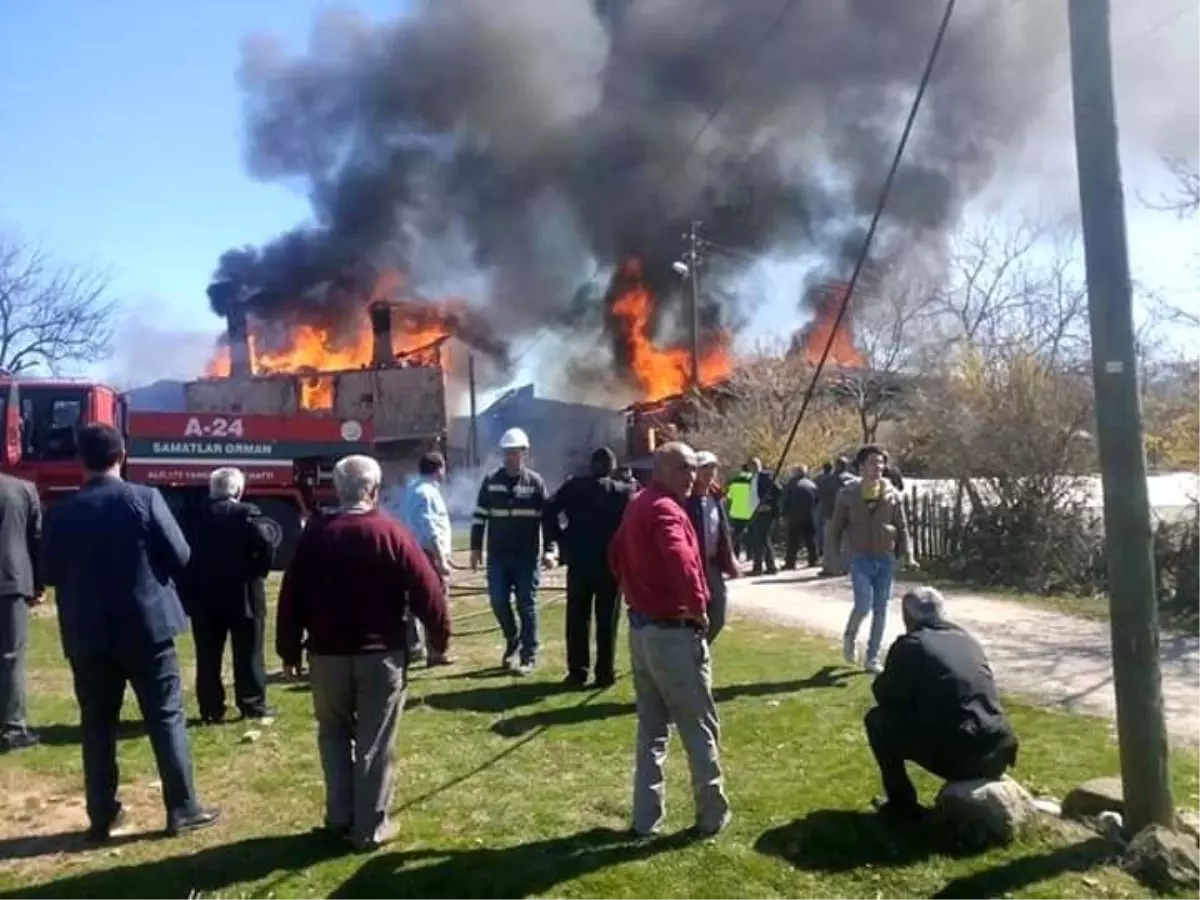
[0,472,42,752]
[183,467,275,723]
[543,447,633,688]
[865,586,1019,819]
[781,466,819,570]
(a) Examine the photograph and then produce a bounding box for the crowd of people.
[0,422,1019,851]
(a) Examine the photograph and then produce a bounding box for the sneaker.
[866,658,884,675]
[242,706,278,721]
[501,640,519,670]
[515,660,536,677]
[427,652,457,668]
[842,635,857,666]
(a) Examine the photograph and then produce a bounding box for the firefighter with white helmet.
[470,427,556,675]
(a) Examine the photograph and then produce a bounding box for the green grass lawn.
[0,573,1196,899]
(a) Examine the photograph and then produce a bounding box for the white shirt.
[701,495,721,560]
[402,476,452,562]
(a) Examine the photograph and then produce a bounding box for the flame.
[793,281,865,368]
[609,258,733,402]
[203,268,456,410]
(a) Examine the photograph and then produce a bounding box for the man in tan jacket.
[829,445,916,673]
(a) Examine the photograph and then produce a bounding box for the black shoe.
[166,806,221,837]
[241,706,278,721]
[872,797,926,823]
[86,805,127,843]
[0,730,40,753]
[314,822,352,844]
[563,673,588,690]
[198,711,226,726]
[592,674,616,689]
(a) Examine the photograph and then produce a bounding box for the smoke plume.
[214,0,1107,386]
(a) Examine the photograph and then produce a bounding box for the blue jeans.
[844,554,896,663]
[488,557,540,662]
[70,641,200,828]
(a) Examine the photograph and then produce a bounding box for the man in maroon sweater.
[277,454,450,851]
[608,442,731,838]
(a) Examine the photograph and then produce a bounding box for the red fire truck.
[1,358,448,567]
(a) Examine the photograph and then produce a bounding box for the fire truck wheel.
[254,498,303,571]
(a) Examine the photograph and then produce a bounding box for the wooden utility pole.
[1068,0,1174,832]
[467,354,479,468]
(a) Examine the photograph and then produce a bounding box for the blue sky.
[0,1,1194,396]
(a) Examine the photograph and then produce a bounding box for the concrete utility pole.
[1067,0,1174,832]
[685,220,702,390]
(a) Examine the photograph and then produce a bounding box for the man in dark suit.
[42,424,219,840]
[182,467,275,724]
[0,472,43,753]
[781,466,819,570]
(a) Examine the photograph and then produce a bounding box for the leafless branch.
[0,230,117,374]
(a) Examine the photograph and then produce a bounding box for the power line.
[770,0,959,479]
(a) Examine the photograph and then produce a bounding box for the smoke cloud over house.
[208,0,1192,395]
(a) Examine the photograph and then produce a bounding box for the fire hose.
[768,0,957,491]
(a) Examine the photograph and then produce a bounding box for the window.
[19,387,87,462]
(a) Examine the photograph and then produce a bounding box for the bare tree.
[690,343,861,472]
[0,231,117,374]
[829,270,937,443]
[930,218,1090,369]
[1143,155,1200,219]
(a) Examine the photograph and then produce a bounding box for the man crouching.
[865,587,1019,820]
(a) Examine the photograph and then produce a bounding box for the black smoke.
[214,0,1060,383]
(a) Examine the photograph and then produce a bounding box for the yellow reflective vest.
[726,474,753,522]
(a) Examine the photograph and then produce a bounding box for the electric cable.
[769,0,959,481]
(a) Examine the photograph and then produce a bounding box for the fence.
[902,489,960,563]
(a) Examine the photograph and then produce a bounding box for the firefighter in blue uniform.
[470,428,556,675]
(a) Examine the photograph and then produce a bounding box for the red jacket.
[608,483,709,620]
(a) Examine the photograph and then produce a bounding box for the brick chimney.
[206,281,253,378]
[226,307,253,378]
[370,302,393,367]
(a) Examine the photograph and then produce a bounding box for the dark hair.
[418,451,446,476]
[795,465,808,478]
[590,446,616,475]
[822,461,833,474]
[78,424,125,472]
[855,443,888,467]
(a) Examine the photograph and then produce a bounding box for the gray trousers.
[309,650,407,848]
[0,596,29,738]
[630,622,730,835]
[705,562,728,644]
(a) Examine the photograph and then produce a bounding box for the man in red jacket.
[608,442,731,838]
[277,454,450,851]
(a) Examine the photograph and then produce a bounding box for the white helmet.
[498,427,530,450]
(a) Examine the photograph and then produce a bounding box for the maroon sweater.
[276,508,450,665]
